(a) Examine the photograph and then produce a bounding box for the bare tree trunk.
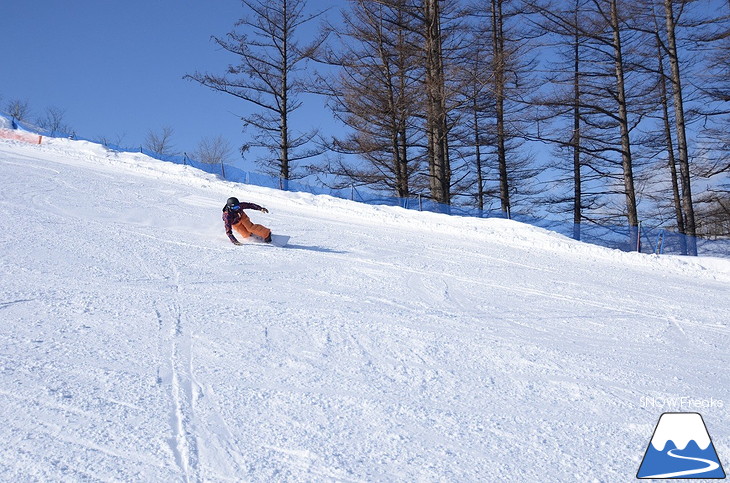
[664,0,698,255]
[572,4,582,240]
[609,0,639,248]
[401,135,410,197]
[492,0,510,217]
[654,25,687,254]
[473,94,485,211]
[424,0,451,207]
[389,21,410,198]
[281,0,290,186]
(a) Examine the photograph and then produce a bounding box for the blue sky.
[0,1,331,171]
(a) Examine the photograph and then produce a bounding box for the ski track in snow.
[0,138,729,481]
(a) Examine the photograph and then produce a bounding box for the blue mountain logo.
[637,412,726,479]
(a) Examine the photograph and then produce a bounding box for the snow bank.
[0,114,43,144]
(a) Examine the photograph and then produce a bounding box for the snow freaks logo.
[641,396,724,410]
[637,412,726,479]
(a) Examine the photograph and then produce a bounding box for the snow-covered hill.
[1,137,728,481]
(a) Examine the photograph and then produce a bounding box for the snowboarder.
[222,197,272,245]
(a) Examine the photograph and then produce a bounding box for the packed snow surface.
[1,137,728,481]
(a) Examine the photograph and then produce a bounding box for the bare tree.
[144,126,177,158]
[98,132,128,149]
[314,0,425,198]
[422,0,452,206]
[193,135,233,177]
[36,106,72,137]
[490,0,511,215]
[531,0,655,248]
[186,0,325,183]
[536,0,646,247]
[686,1,730,249]
[652,11,688,253]
[453,30,495,212]
[461,0,539,218]
[530,0,599,239]
[194,135,233,165]
[603,0,641,247]
[694,195,730,238]
[702,0,730,104]
[658,0,703,254]
[5,99,32,123]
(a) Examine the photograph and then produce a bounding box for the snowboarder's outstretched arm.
[222,211,241,245]
[239,202,269,213]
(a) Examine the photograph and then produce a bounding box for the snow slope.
[1,137,728,482]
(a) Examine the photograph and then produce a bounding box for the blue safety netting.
[5,116,727,257]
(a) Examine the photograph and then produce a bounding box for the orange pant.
[233,212,271,239]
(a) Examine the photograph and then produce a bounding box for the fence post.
[636,221,642,252]
[418,194,423,211]
[351,184,354,201]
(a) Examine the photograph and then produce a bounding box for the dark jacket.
[222,202,265,243]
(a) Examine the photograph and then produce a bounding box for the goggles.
[230,204,241,211]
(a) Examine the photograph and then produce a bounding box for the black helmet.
[226,197,240,208]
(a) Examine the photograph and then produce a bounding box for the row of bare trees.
[3,98,75,137]
[142,126,234,171]
[531,0,729,252]
[184,0,728,251]
[1,93,236,178]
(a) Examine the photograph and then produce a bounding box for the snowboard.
[268,234,290,247]
[239,234,290,247]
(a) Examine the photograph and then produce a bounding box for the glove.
[231,239,243,246]
[261,207,269,214]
